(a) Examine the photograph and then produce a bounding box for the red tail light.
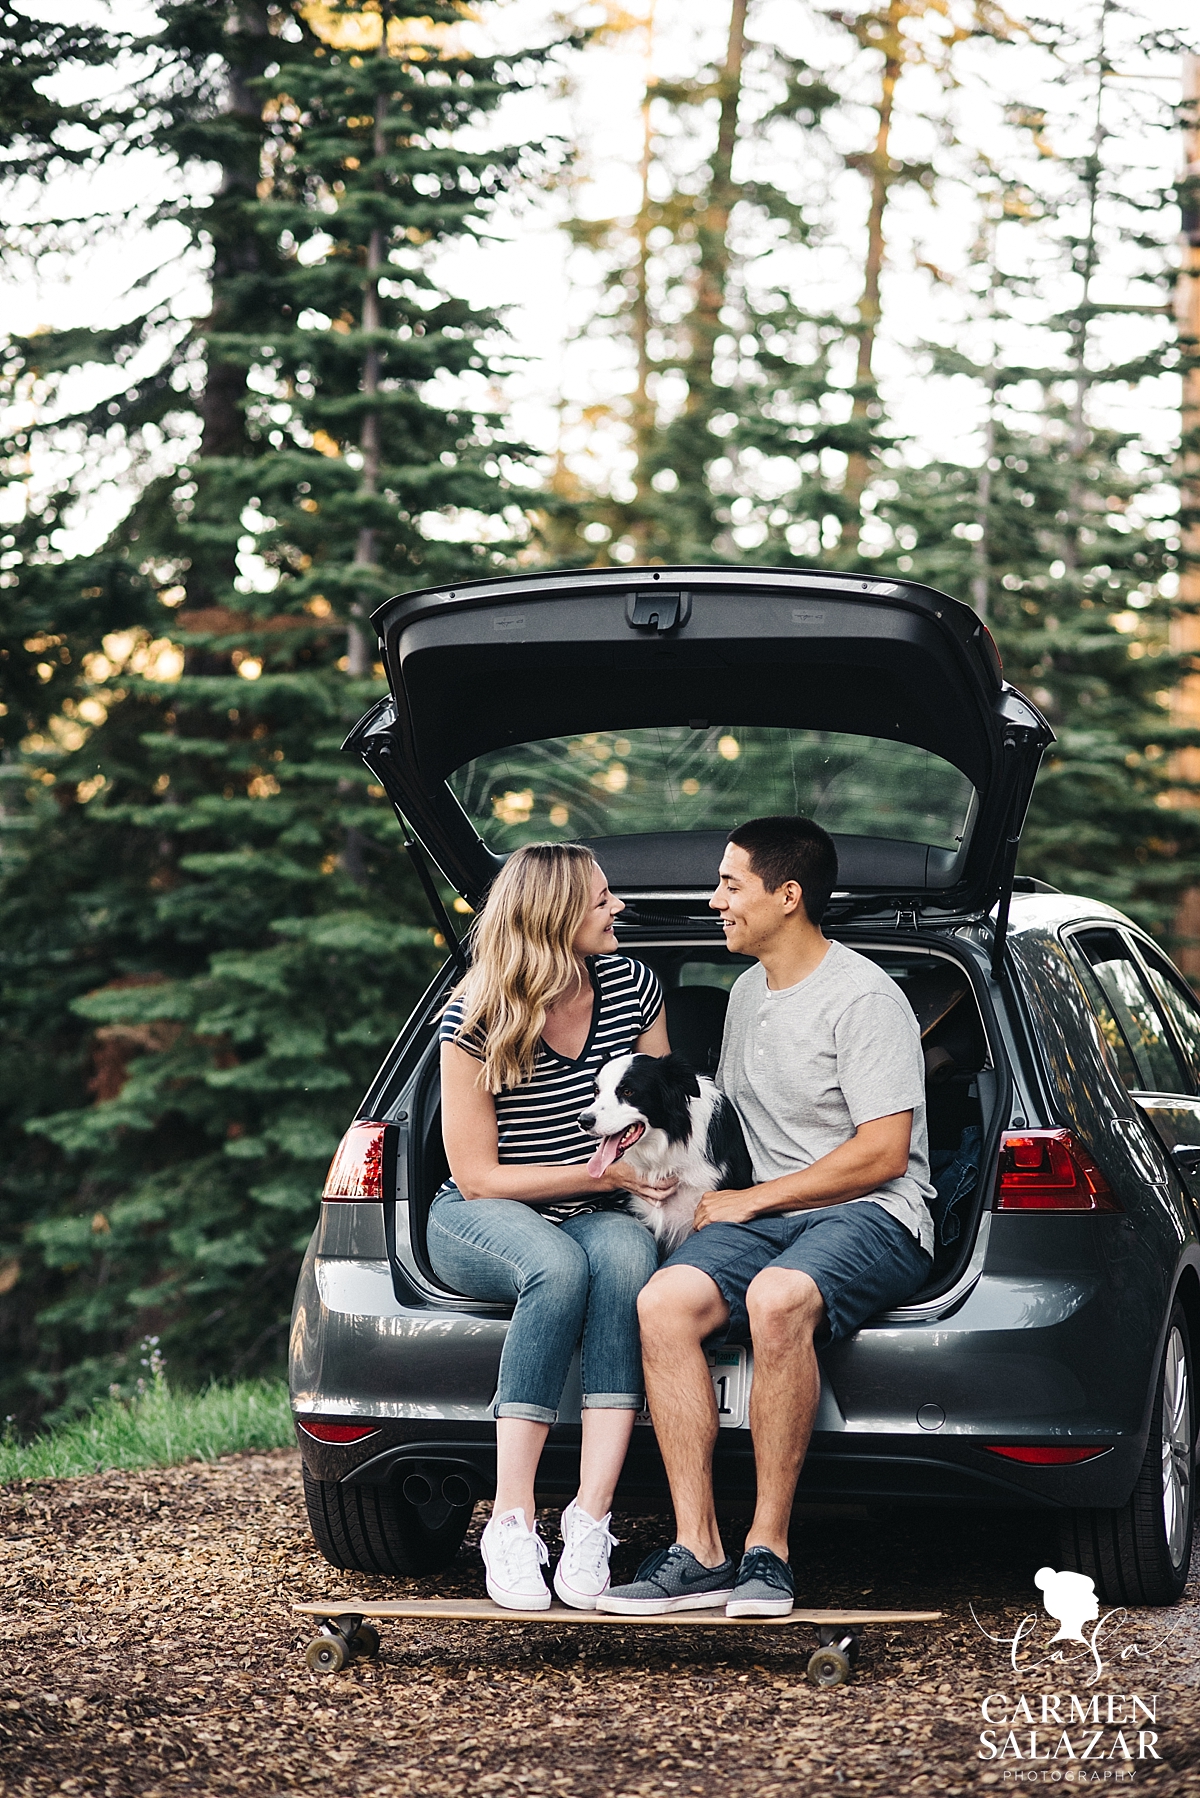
[322,1121,390,1202]
[996,1129,1120,1213]
[987,1445,1110,1465]
[298,1421,380,1444]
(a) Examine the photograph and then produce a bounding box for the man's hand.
[693,1113,914,1226]
[694,1187,763,1229]
[607,1160,678,1205]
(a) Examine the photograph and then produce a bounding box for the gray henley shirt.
[716,940,936,1256]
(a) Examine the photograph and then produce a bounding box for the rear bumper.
[291,1226,1156,1511]
[293,1417,1138,1511]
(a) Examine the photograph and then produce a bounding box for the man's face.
[709,843,802,955]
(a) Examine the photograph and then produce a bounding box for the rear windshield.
[450,726,975,855]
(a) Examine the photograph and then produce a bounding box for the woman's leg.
[577,1409,637,1520]
[427,1188,591,1523]
[494,1419,549,1528]
[560,1211,660,1515]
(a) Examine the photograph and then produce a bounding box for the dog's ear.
[657,1052,700,1099]
[643,1054,699,1148]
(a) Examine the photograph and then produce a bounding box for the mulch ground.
[3,1448,1200,1795]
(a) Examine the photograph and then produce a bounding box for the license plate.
[634,1346,752,1428]
[707,1346,751,1428]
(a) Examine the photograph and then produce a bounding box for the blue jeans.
[427,1186,659,1423]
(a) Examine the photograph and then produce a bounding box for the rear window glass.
[451,726,975,855]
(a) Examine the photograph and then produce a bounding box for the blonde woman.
[430,843,674,1611]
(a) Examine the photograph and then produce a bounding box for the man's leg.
[743,1266,826,1558]
[637,1265,731,1566]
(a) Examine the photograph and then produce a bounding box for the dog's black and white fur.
[579,1053,754,1252]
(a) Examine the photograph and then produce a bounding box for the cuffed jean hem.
[581,1392,644,1410]
[495,1401,559,1424]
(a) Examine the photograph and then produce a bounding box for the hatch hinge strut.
[990,829,1023,983]
[404,838,468,977]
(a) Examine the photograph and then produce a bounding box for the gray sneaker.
[597,1545,737,1615]
[726,1545,794,1617]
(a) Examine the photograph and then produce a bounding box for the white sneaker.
[553,1499,618,1610]
[480,1507,551,1611]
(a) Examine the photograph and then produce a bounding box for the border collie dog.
[579,1053,754,1252]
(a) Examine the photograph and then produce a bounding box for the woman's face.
[572,863,624,957]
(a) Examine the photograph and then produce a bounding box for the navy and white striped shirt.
[441,955,664,1223]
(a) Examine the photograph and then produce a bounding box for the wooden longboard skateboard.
[294,1597,942,1685]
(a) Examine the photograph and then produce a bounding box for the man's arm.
[694,1111,912,1229]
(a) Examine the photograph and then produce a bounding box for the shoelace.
[492,1516,549,1581]
[632,1545,676,1584]
[738,1547,791,1591]
[566,1511,618,1581]
[632,1544,717,1588]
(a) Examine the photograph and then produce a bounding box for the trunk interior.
[396,936,998,1310]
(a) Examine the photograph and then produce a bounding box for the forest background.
[0,0,1195,1431]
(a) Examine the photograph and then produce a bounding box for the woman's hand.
[596,1159,678,1205]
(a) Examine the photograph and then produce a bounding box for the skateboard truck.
[304,1612,382,1675]
[808,1624,862,1688]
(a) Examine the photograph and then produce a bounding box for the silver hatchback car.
[290,566,1200,1605]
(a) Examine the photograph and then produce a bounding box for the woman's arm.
[635,1007,671,1057]
[440,1042,675,1204]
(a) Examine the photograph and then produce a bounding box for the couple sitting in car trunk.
[429,815,936,1616]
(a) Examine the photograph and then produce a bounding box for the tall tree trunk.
[971,377,995,623]
[341,29,392,886]
[972,216,1000,622]
[190,0,272,609]
[684,0,747,424]
[842,2,901,556]
[629,0,657,543]
[348,64,388,680]
[1062,0,1111,576]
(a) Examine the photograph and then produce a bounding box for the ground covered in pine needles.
[3,1448,1200,1795]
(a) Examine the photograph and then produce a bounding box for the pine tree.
[873,12,1200,931]
[0,0,542,1424]
[540,0,1008,567]
[541,0,849,563]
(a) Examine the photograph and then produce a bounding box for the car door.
[1069,926,1200,1206]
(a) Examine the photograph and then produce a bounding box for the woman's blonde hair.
[449,842,599,1093]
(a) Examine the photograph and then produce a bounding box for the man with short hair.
[600,815,934,1618]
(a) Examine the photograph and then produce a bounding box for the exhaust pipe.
[402,1466,475,1509]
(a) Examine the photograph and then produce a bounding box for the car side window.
[1072,928,1188,1094]
[1138,943,1200,1090]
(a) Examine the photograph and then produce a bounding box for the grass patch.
[0,1377,294,1483]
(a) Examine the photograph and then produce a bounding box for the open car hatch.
[346,566,1052,924]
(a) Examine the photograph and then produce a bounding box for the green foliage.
[0,0,542,1427]
[866,14,1195,933]
[0,1358,292,1483]
[877,417,1198,927]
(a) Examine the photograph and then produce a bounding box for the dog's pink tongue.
[587,1135,624,1179]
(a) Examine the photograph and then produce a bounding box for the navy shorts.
[662,1202,933,1346]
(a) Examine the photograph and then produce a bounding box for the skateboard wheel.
[807,1645,852,1688]
[306,1634,350,1674]
[351,1623,381,1660]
